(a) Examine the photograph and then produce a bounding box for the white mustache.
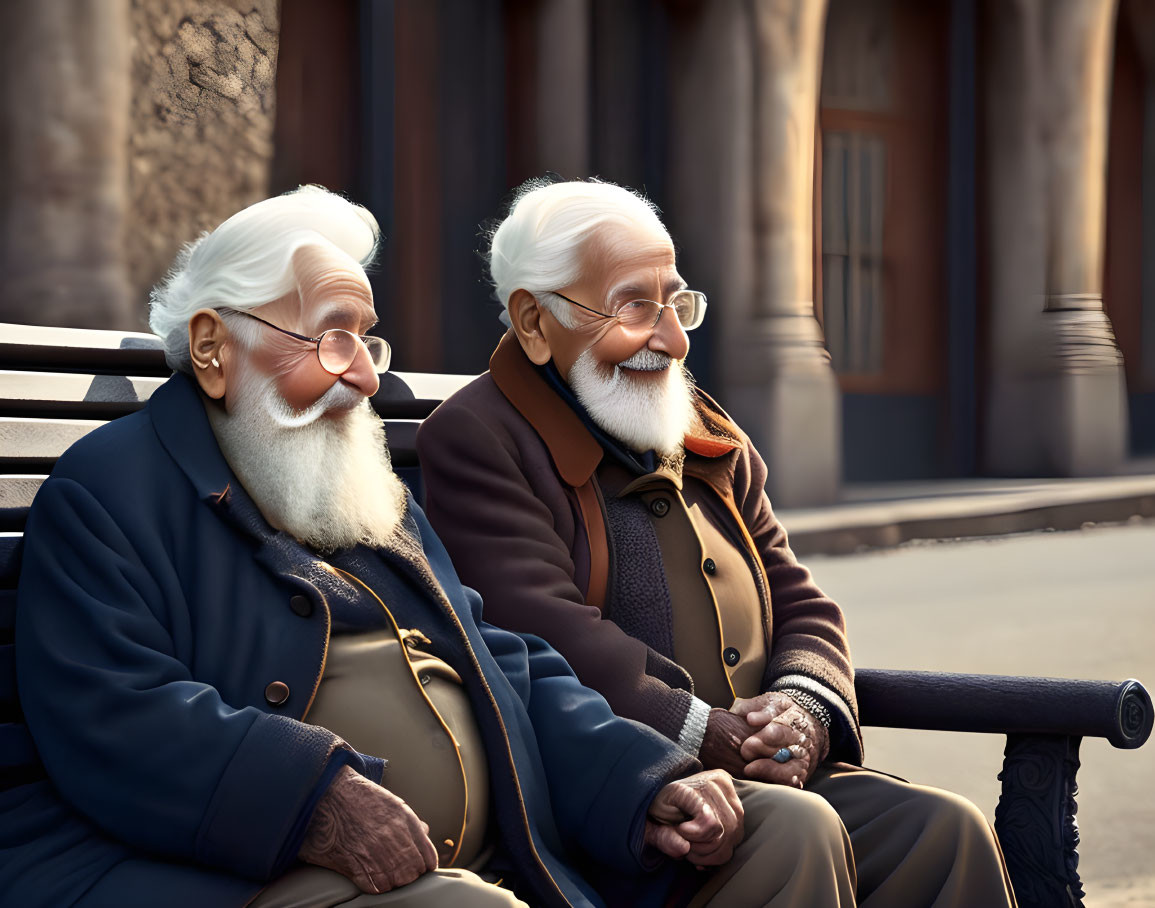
[618,349,673,372]
[264,379,367,429]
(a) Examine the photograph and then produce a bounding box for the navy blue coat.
[2,373,695,908]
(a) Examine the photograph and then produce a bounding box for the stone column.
[534,0,591,178]
[984,0,1127,475]
[668,0,839,507]
[0,0,134,329]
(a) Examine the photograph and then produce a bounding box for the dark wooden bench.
[2,321,1151,908]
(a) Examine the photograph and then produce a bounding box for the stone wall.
[127,0,280,325]
[0,0,279,330]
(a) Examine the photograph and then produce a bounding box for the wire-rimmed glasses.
[224,309,392,374]
[550,289,707,332]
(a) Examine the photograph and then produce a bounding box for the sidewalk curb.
[780,485,1155,557]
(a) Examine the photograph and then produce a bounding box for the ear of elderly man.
[417,176,1019,907]
[6,186,742,908]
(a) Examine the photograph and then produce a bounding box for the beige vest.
[306,583,490,869]
[607,463,768,707]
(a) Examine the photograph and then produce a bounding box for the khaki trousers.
[687,764,1017,908]
[215,766,1015,908]
[248,866,528,908]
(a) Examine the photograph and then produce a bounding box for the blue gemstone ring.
[772,747,793,763]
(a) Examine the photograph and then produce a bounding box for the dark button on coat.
[264,682,291,706]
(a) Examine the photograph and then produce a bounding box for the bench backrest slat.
[1,323,168,375]
[2,417,110,457]
[1,323,479,509]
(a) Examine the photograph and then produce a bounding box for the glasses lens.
[363,336,392,373]
[672,290,706,330]
[317,330,359,374]
[613,299,663,328]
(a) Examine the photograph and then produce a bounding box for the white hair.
[486,177,672,327]
[149,185,380,373]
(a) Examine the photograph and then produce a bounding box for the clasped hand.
[730,691,829,787]
[644,769,744,870]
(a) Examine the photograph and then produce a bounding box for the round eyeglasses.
[224,309,392,374]
[550,289,707,332]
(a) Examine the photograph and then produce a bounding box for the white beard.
[567,347,696,457]
[207,367,408,554]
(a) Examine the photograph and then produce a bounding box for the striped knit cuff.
[769,674,855,735]
[676,696,712,757]
[777,688,833,729]
[769,674,860,762]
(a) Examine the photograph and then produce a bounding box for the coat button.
[723,647,740,666]
[650,498,670,517]
[290,594,313,617]
[264,681,290,706]
[703,557,717,575]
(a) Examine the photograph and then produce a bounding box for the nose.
[338,339,380,398]
[647,305,689,360]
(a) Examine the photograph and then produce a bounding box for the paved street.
[803,520,1155,908]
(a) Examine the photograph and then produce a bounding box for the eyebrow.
[612,279,688,300]
[316,303,378,334]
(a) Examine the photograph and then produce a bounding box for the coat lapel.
[489,331,604,486]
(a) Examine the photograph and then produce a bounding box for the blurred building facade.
[2,0,1154,506]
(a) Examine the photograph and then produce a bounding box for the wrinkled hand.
[732,694,829,788]
[699,708,750,776]
[730,691,797,726]
[645,769,744,869]
[298,765,439,893]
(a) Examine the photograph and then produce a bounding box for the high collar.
[147,372,318,560]
[149,372,244,506]
[489,332,605,486]
[146,373,334,595]
[487,331,745,487]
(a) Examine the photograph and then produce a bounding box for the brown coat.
[417,332,863,761]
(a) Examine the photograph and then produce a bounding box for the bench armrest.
[854,668,1153,749]
[854,669,1152,908]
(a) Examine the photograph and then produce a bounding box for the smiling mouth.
[617,349,674,372]
[619,363,671,374]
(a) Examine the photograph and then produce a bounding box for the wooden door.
[817,0,948,396]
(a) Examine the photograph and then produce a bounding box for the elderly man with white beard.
[5,186,753,908]
[417,177,1018,907]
